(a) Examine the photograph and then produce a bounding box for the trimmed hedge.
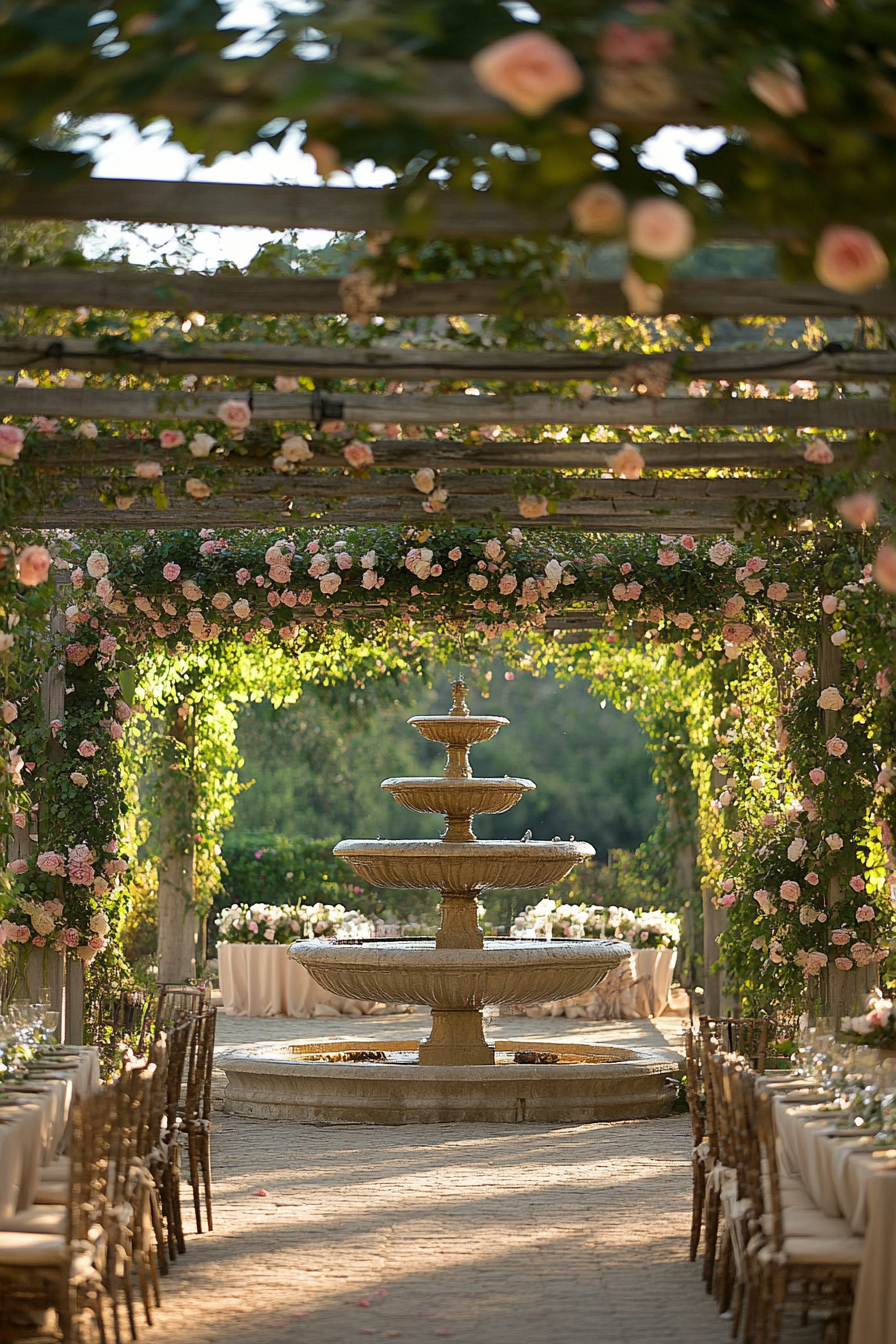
[220,833,366,910]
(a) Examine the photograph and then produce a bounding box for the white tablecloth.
[774,1097,896,1344]
[218,942,382,1018]
[0,1045,100,1218]
[519,945,677,1020]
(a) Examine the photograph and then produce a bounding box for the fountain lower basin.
[221,1037,682,1124]
[292,938,630,1008]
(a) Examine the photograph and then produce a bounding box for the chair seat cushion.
[0,1231,69,1266]
[759,1236,865,1267]
[39,1158,70,1181]
[762,1209,852,1239]
[0,1207,67,1236]
[33,1182,68,1206]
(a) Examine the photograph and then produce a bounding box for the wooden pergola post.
[155,703,199,985]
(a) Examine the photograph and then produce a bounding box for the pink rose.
[748,60,807,117]
[77,739,97,758]
[218,399,252,431]
[719,893,736,909]
[825,736,847,757]
[36,850,64,874]
[628,198,694,262]
[803,437,834,465]
[851,941,874,967]
[344,440,374,469]
[163,562,181,581]
[849,876,866,893]
[809,768,825,785]
[335,552,352,571]
[656,547,680,567]
[98,635,117,656]
[160,429,185,449]
[836,491,878,529]
[518,494,549,519]
[88,935,105,950]
[0,424,24,463]
[68,860,94,886]
[856,904,875,921]
[470,30,583,118]
[16,544,51,586]
[62,927,80,948]
[134,459,163,479]
[835,957,853,971]
[319,573,341,595]
[569,183,626,236]
[609,443,645,479]
[753,890,772,915]
[448,547,462,561]
[873,544,896,594]
[499,574,518,595]
[308,554,329,578]
[298,590,312,605]
[430,564,442,577]
[779,880,801,903]
[7,858,27,875]
[831,929,851,946]
[815,225,889,295]
[598,19,673,66]
[680,535,696,552]
[767,582,789,601]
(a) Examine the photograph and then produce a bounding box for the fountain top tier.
[407,676,509,779]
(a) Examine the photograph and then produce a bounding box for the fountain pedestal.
[420,1009,494,1067]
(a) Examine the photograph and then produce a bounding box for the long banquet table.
[218,942,383,1017]
[0,1045,100,1223]
[774,1095,896,1344]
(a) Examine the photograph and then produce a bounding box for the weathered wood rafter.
[4,386,896,431]
[4,335,896,384]
[2,266,895,320]
[21,471,799,533]
[21,436,891,474]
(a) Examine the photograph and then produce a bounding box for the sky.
[77,0,726,272]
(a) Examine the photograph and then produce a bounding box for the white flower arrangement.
[510,899,680,947]
[215,900,374,944]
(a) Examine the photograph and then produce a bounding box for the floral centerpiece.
[608,906,681,950]
[839,991,896,1050]
[511,898,680,947]
[216,900,374,944]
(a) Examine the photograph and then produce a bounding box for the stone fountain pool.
[221,680,680,1123]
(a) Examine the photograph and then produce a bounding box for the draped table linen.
[773,1096,896,1344]
[218,942,381,1018]
[0,1046,99,1219]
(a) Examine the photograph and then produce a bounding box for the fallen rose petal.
[357,1299,370,1307]
[254,1189,268,1196]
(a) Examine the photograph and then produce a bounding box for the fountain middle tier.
[333,837,592,893]
[381,776,535,842]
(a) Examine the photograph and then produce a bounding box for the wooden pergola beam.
[20,471,799,533]
[2,266,895,320]
[5,335,896,384]
[21,436,888,473]
[5,386,896,431]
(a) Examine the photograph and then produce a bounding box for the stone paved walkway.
[131,1011,816,1344]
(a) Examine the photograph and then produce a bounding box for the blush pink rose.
[835,957,854,971]
[569,183,626,236]
[748,60,806,117]
[809,768,825,785]
[218,399,252,431]
[77,739,97,757]
[779,880,801,903]
[344,440,375,469]
[470,31,583,118]
[831,929,851,946]
[0,424,24,463]
[449,547,462,561]
[162,562,181,581]
[815,225,889,294]
[873,543,896,594]
[159,429,185,449]
[598,19,673,66]
[803,437,834,465]
[849,876,866,893]
[836,491,878,528]
[825,736,847,757]
[855,904,875,921]
[628,198,694,262]
[16,544,51,586]
[609,443,645,479]
[657,547,680,567]
[62,927,80,947]
[518,494,549,519]
[7,858,27,875]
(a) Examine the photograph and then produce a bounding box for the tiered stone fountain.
[222,681,680,1123]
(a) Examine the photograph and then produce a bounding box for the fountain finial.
[449,679,470,718]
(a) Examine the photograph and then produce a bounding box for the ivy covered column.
[156,700,198,984]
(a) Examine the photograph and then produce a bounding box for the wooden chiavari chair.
[0,1090,110,1344]
[684,1026,707,1261]
[183,1008,217,1234]
[701,1015,772,1074]
[155,1018,194,1261]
